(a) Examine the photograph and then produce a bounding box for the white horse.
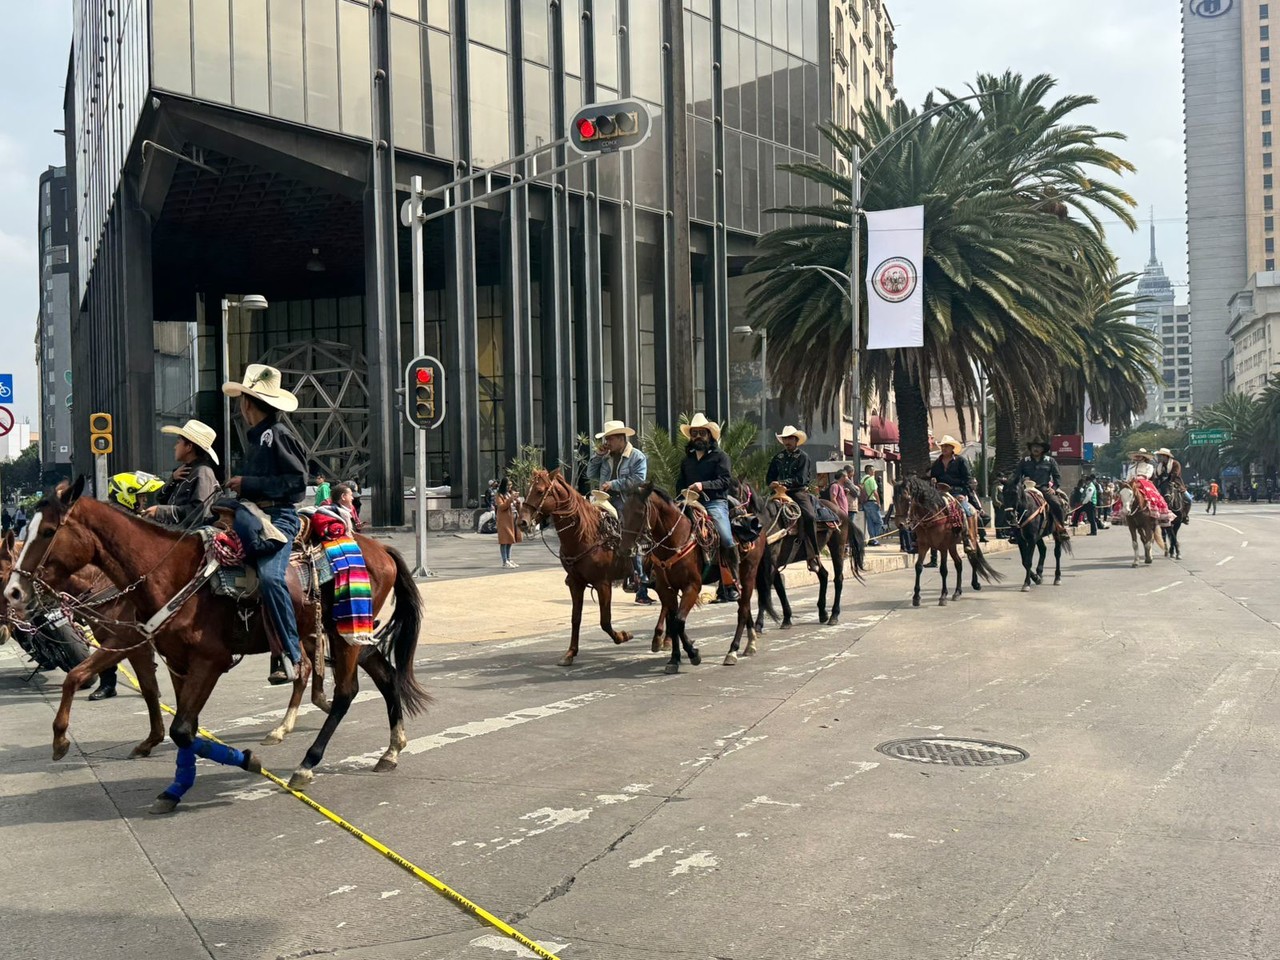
[1116,483,1166,567]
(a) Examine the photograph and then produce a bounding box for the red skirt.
[1132,477,1170,516]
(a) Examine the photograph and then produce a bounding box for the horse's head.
[618,482,657,549]
[4,476,94,612]
[518,468,563,532]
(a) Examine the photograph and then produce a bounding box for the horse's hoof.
[1053,577,1061,586]
[781,620,793,630]
[260,731,285,746]
[129,744,154,759]
[1031,573,1042,585]
[651,636,662,654]
[239,750,263,775]
[1131,561,1139,568]
[972,583,982,592]
[939,598,948,606]
[287,769,315,792]
[557,654,575,667]
[818,612,830,624]
[372,757,398,774]
[723,652,738,666]
[744,643,758,657]
[689,648,702,666]
[663,663,680,675]
[614,631,633,645]
[1144,558,1152,565]
[1021,584,1031,593]
[51,739,69,762]
[827,615,840,627]
[149,794,180,816]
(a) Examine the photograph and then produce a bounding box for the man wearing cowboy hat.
[1153,447,1189,524]
[144,420,222,527]
[928,435,979,527]
[587,420,654,604]
[223,363,309,683]
[1016,438,1062,492]
[676,414,739,601]
[766,425,822,564]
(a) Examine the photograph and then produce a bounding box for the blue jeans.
[863,501,884,539]
[237,506,302,665]
[633,554,650,600]
[705,499,734,548]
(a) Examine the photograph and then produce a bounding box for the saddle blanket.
[322,536,375,645]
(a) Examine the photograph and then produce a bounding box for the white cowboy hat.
[222,363,299,413]
[937,435,962,451]
[595,420,635,440]
[775,425,808,445]
[160,419,220,465]
[680,413,721,442]
[1131,448,1155,462]
[1155,447,1174,458]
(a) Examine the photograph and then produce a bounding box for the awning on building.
[870,416,899,445]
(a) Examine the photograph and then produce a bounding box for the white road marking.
[216,690,382,731]
[337,690,614,768]
[669,851,719,876]
[888,833,916,840]
[1201,517,1246,535]
[327,885,356,896]
[495,807,593,851]
[749,796,800,808]
[1142,581,1183,596]
[594,793,636,805]
[1242,540,1249,548]
[470,935,571,957]
[629,846,670,868]
[1217,555,1235,566]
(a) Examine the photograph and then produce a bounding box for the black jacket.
[1016,454,1061,490]
[240,416,308,506]
[766,448,815,493]
[676,444,733,501]
[153,455,220,526]
[928,454,972,491]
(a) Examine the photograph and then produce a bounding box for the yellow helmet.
[107,471,166,511]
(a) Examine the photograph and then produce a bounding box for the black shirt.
[676,445,733,501]
[240,416,308,506]
[928,454,972,490]
[1016,454,1061,490]
[154,455,221,526]
[766,448,816,493]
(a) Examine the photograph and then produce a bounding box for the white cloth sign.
[1082,393,1110,446]
[864,205,924,350]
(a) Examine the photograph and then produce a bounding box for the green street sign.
[1187,428,1229,446]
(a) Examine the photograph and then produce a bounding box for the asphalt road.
[3,506,1279,960]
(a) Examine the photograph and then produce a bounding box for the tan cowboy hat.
[160,419,220,465]
[937,435,962,451]
[775,424,808,445]
[1131,448,1155,462]
[589,489,618,519]
[595,419,635,440]
[1155,447,1174,458]
[680,413,721,441]
[222,363,299,413]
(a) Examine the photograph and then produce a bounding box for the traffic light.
[404,356,445,430]
[89,412,113,456]
[569,99,653,155]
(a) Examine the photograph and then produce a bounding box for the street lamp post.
[220,294,269,470]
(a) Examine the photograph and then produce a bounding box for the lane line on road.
[1217,555,1235,566]
[1201,518,1247,535]
[108,662,566,960]
[1242,540,1249,549]
[1142,581,1183,596]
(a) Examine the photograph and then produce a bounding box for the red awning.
[870,416,899,445]
[843,439,856,457]
[882,450,901,462]
[860,444,882,460]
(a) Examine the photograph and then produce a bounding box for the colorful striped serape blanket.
[312,510,375,645]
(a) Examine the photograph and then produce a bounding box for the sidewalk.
[376,528,1012,647]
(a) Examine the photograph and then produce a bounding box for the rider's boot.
[719,560,740,603]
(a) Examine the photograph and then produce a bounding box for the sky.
[0,4,70,429]
[890,0,1189,293]
[0,2,1187,431]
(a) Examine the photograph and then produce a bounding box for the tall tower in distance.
[1135,211,1177,422]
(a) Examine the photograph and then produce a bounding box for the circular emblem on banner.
[871,257,919,304]
[1189,0,1232,18]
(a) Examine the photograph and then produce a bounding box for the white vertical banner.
[1083,393,1110,446]
[864,205,925,350]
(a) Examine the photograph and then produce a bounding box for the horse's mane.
[903,476,947,512]
[538,471,601,544]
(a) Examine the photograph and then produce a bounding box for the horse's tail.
[386,547,432,718]
[755,539,780,625]
[965,541,1005,583]
[847,515,868,582]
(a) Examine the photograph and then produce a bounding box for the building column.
[119,180,156,473]
[503,0,534,459]
[705,0,730,423]
[365,1,404,524]
[615,0,640,426]
[546,0,577,468]
[663,0,694,423]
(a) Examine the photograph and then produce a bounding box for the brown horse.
[5,479,428,812]
[518,468,636,666]
[896,477,1002,606]
[0,532,168,761]
[753,482,865,630]
[1117,480,1165,567]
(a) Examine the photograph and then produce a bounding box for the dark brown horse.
[896,477,1002,606]
[518,468,636,665]
[1000,478,1071,590]
[5,479,428,812]
[753,482,865,630]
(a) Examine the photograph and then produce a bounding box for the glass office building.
[67,0,832,519]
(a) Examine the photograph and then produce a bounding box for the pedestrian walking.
[495,477,521,568]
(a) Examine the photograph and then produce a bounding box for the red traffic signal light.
[570,100,652,155]
[416,368,432,384]
[405,356,444,430]
[576,117,597,140]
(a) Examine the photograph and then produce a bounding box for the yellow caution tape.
[104,660,564,960]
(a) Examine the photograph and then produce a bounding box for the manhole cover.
[875,737,1029,767]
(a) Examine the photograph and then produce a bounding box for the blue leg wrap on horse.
[193,736,247,768]
[161,746,198,802]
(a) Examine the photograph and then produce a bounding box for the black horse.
[1001,478,1071,590]
[1159,483,1191,560]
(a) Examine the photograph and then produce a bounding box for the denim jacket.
[587,443,649,506]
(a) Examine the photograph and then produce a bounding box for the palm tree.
[749,73,1138,476]
[1187,392,1265,479]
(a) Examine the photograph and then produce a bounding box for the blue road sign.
[0,375,12,403]
[1083,442,1095,462]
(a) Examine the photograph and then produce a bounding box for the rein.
[528,476,609,568]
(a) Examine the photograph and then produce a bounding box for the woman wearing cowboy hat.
[1128,449,1173,522]
[766,425,822,564]
[587,420,654,604]
[223,363,309,684]
[676,414,739,600]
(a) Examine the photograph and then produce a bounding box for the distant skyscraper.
[1182,0,1271,408]
[1134,215,1191,426]
[36,165,73,475]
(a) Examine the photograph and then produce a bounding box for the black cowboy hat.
[1025,439,1050,451]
